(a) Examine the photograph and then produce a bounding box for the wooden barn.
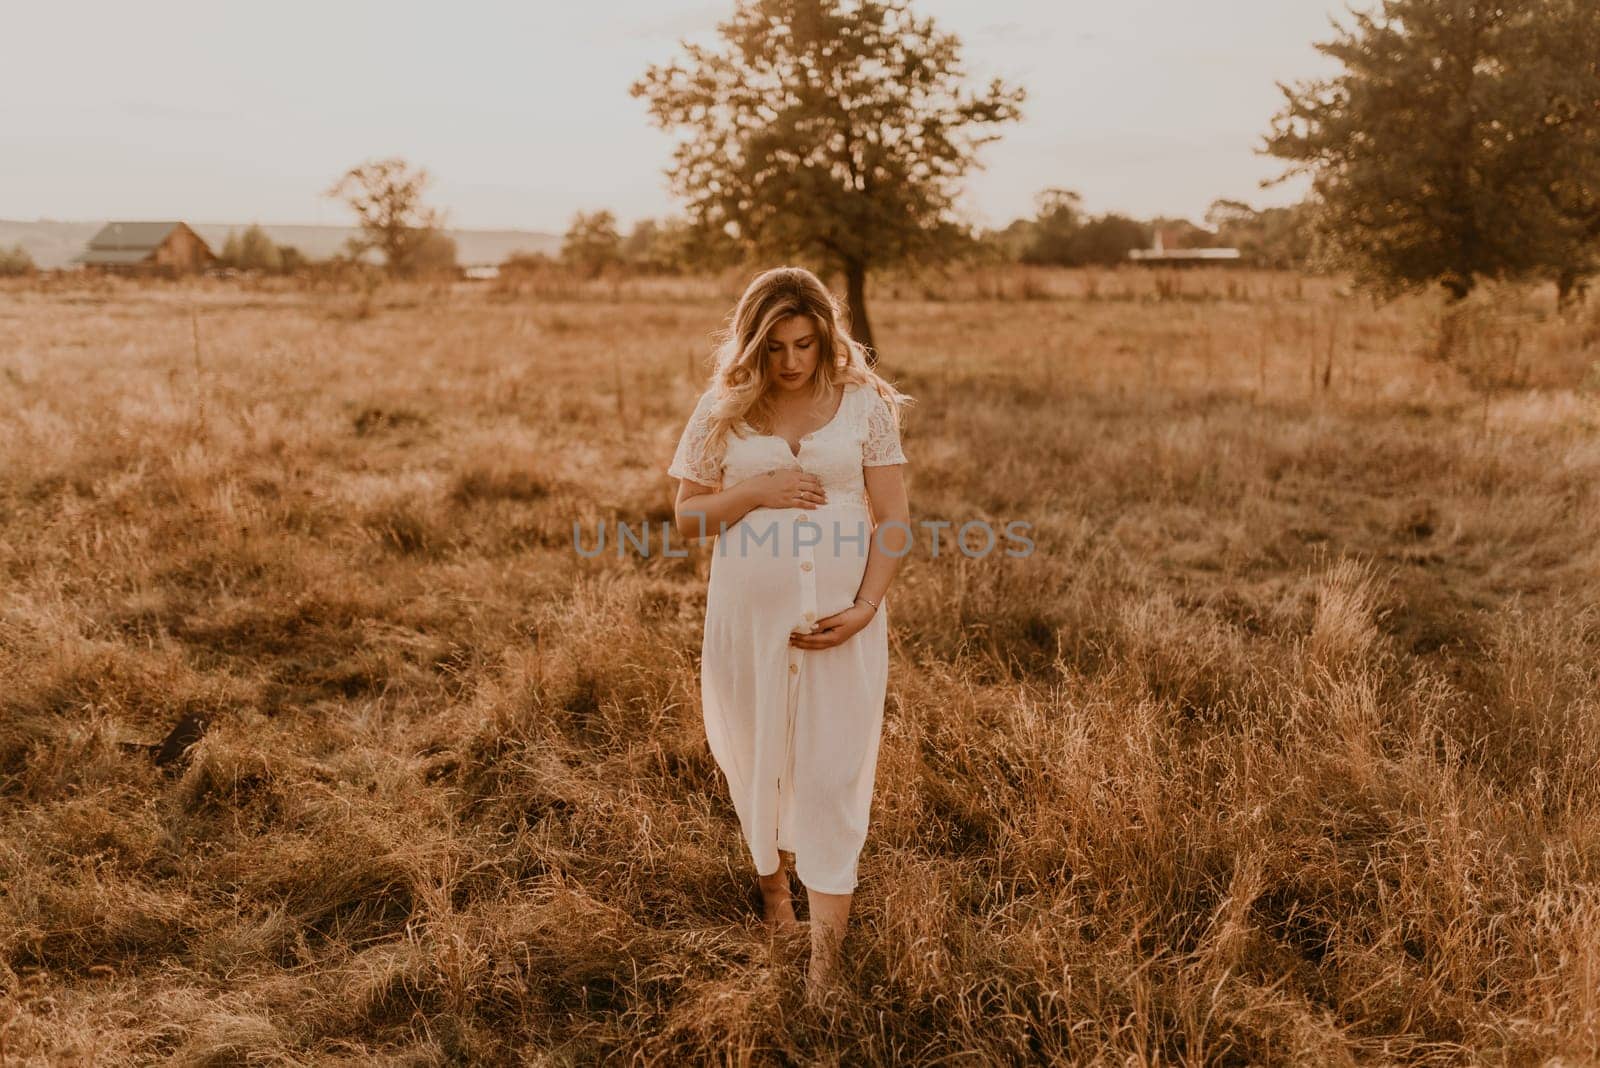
[76,221,216,274]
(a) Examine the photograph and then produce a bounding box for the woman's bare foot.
[805,946,844,1010]
[805,886,851,1007]
[758,854,800,932]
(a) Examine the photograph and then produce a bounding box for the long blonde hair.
[696,265,911,458]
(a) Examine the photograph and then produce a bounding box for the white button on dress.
[668,380,909,895]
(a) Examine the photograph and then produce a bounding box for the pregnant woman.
[667,266,912,1004]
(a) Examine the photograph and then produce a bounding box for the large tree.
[1264,0,1600,302]
[631,0,1024,359]
[1537,0,1600,305]
[326,157,449,278]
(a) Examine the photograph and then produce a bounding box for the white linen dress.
[668,381,908,895]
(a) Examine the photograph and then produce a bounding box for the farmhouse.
[76,221,216,274]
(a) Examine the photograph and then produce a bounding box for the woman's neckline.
[746,382,854,458]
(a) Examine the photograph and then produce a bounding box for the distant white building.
[1128,228,1241,264]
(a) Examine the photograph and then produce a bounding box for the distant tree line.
[544,186,1319,279]
[520,210,741,280]
[976,189,1318,270]
[217,225,306,274]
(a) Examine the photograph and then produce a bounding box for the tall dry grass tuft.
[1,269,1597,1062]
[1305,556,1385,674]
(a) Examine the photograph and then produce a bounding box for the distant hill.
[0,221,102,270]
[0,220,563,270]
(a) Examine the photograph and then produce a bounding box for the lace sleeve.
[862,387,908,467]
[667,391,724,487]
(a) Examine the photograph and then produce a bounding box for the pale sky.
[0,1,1345,233]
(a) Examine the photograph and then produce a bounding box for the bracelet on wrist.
[854,595,880,612]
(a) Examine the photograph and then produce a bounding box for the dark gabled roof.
[77,248,158,266]
[86,221,183,251]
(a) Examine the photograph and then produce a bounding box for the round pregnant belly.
[708,503,873,623]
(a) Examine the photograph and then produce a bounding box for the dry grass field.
[2,267,1599,1064]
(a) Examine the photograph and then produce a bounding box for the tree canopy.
[1265,0,1600,303]
[326,157,450,278]
[631,0,1024,358]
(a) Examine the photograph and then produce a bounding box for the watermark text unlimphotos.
[572,515,1034,559]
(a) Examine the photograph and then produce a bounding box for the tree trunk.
[844,260,877,367]
[1557,268,1587,310]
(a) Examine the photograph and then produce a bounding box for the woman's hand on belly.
[789,603,875,649]
[744,468,828,510]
